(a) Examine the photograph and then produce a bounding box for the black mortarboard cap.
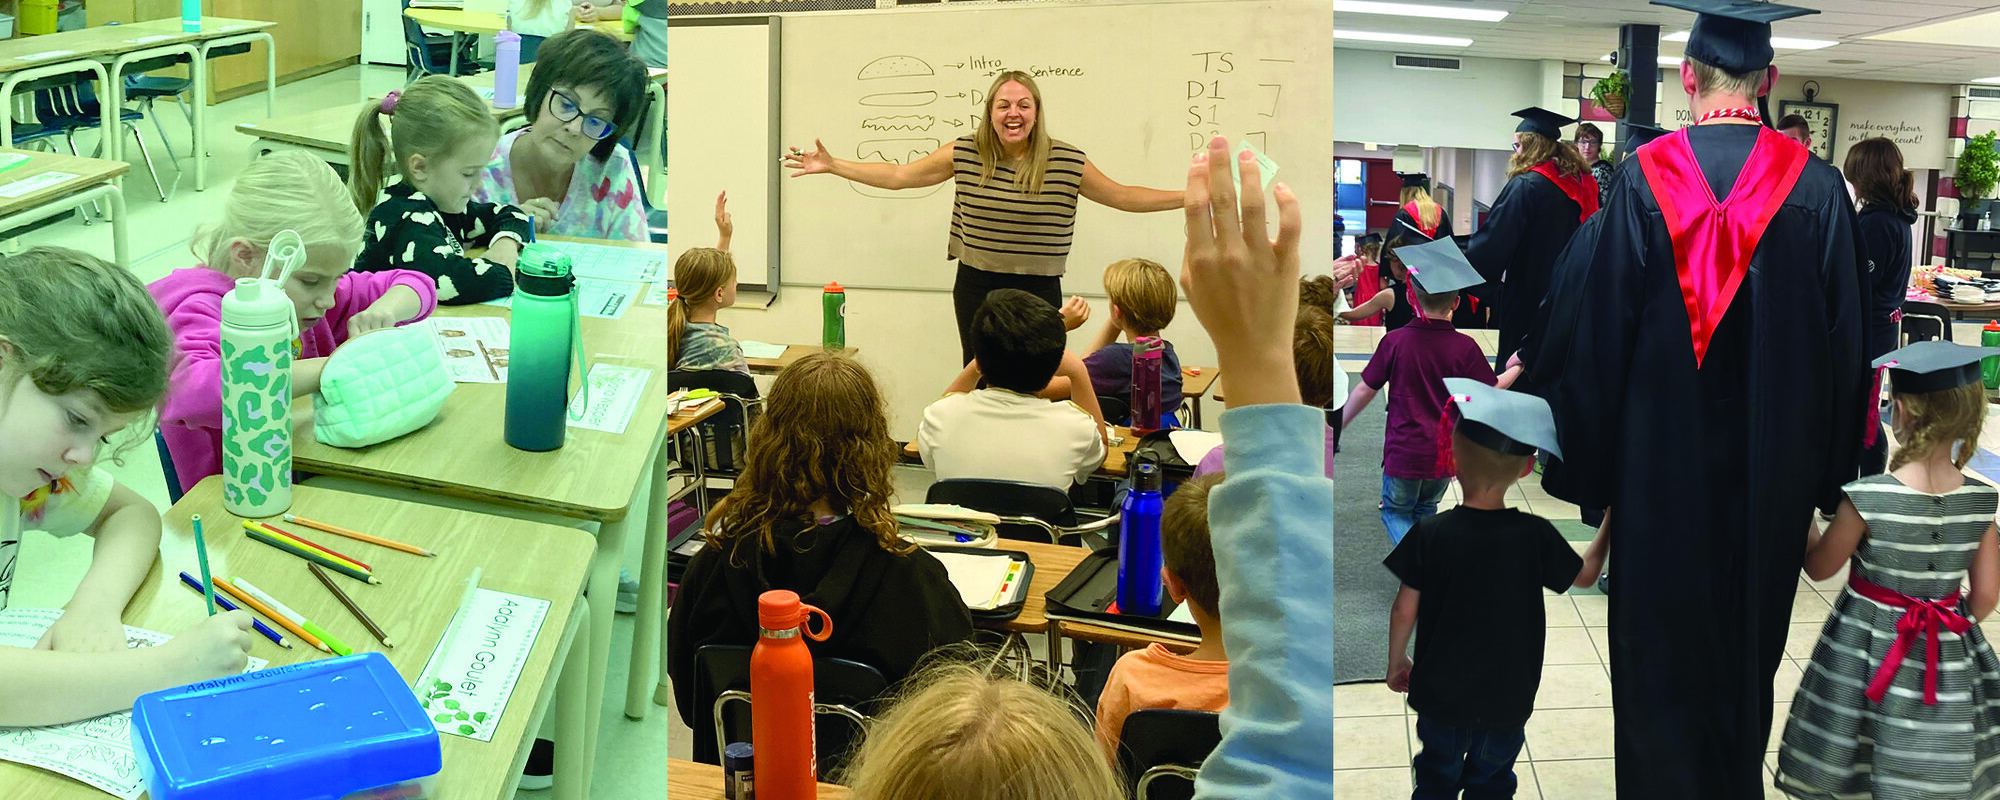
[1443,378,1563,460]
[1397,237,1482,295]
[1622,122,1672,157]
[1513,107,1575,141]
[1386,215,1435,248]
[1399,172,1430,189]
[1873,340,2000,395]
[1652,0,1819,73]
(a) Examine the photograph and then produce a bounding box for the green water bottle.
[822,282,846,350]
[506,244,585,452]
[1983,321,2000,389]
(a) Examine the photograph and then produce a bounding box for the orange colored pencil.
[241,520,368,574]
[212,577,330,654]
[282,514,436,558]
[251,521,373,572]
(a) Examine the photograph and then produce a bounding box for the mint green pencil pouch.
[313,325,454,448]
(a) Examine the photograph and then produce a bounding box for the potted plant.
[1590,71,1630,119]
[1958,130,1999,229]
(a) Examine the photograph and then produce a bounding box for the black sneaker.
[519,738,554,791]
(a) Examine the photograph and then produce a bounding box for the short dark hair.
[1294,305,1337,409]
[1574,122,1603,144]
[1162,471,1223,616]
[1777,114,1810,135]
[970,289,1066,394]
[523,28,651,161]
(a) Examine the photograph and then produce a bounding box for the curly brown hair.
[1298,275,1343,318]
[1889,382,1987,471]
[703,351,911,566]
[1508,131,1590,180]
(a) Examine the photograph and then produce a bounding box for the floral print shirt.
[473,129,649,243]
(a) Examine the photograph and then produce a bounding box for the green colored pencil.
[192,515,215,615]
[244,527,381,585]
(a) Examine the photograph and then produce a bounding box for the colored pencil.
[178,571,289,648]
[242,520,369,573]
[250,520,373,572]
[310,562,393,648]
[192,515,215,616]
[212,577,329,653]
[234,577,353,657]
[282,514,436,558]
[244,526,381,585]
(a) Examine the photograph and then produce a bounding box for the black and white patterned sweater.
[355,178,536,305]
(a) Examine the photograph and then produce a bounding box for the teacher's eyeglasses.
[549,89,617,141]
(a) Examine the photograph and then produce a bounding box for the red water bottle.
[751,590,832,799]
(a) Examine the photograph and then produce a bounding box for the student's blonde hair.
[349,75,497,216]
[0,248,170,459]
[193,151,364,275]
[1890,382,1987,471]
[1102,257,1176,335]
[974,71,1054,195]
[842,655,1122,800]
[666,248,737,368]
[1509,132,1590,180]
[1400,185,1443,232]
[1688,59,1768,100]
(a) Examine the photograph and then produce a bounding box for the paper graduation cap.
[1513,107,1576,141]
[1873,340,2000,395]
[1396,237,1482,295]
[1442,377,1564,460]
[1651,0,1819,73]
[1622,122,1672,157]
[1399,172,1430,189]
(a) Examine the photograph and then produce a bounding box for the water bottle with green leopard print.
[219,231,303,518]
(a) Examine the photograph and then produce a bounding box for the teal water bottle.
[1983,320,2000,389]
[822,282,845,350]
[506,244,584,451]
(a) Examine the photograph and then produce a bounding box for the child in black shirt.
[1383,379,1583,798]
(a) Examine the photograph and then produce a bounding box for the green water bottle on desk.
[1983,320,2000,389]
[823,281,846,351]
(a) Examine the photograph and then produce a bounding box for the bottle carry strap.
[568,293,589,422]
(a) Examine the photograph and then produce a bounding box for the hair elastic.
[380,91,401,115]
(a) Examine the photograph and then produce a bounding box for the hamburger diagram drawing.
[854,55,945,199]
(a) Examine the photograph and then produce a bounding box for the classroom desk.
[290,238,672,795]
[1180,366,1220,428]
[900,425,1139,480]
[0,148,128,267]
[985,539,1091,671]
[743,344,861,373]
[238,78,536,162]
[406,9,632,76]
[0,478,597,800]
[116,17,280,191]
[668,759,850,799]
[1939,299,2000,320]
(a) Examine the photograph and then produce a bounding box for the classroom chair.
[667,369,761,476]
[1117,709,1223,800]
[156,430,186,505]
[924,478,1120,548]
[401,0,481,80]
[39,77,170,203]
[1900,300,1952,345]
[691,644,886,780]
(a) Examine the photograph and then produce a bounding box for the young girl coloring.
[350,76,537,305]
[1775,340,2000,799]
[152,151,438,492]
[0,248,256,726]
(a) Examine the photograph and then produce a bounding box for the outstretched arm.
[784,140,955,191]
[1081,160,1185,213]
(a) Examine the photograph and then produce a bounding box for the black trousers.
[952,262,1063,366]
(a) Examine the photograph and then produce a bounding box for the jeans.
[1411,717,1525,800]
[1382,475,1450,546]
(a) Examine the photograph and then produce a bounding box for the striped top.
[947,135,1087,277]
[1840,473,1995,600]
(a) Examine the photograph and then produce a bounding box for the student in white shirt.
[919,288,1109,489]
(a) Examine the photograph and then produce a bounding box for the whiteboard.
[667,17,781,289]
[775,0,1332,295]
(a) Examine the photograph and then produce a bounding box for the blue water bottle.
[1117,463,1166,616]
[505,244,585,451]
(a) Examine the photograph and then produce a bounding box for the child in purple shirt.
[1341,236,1517,545]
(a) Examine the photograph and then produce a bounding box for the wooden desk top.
[0,479,594,800]
[0,17,274,72]
[292,240,672,522]
[0,148,126,218]
[744,344,860,373]
[983,539,1090,635]
[668,397,724,436]
[1180,366,1220,399]
[901,425,1138,480]
[235,102,358,152]
[1058,620,1199,654]
[406,9,631,41]
[668,759,849,799]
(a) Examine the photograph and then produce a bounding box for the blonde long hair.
[1508,132,1590,180]
[194,150,364,274]
[348,76,496,216]
[1401,185,1442,231]
[1890,383,1986,471]
[666,248,737,368]
[974,70,1054,195]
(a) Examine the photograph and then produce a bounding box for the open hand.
[783,141,834,177]
[35,608,127,653]
[1182,135,1302,407]
[1060,296,1091,331]
[714,191,733,242]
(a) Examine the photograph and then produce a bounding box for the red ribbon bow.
[1850,573,1972,705]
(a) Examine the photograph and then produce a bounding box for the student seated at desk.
[667,351,974,725]
[1055,258,1183,423]
[1095,471,1230,758]
[153,152,437,491]
[919,288,1108,490]
[1194,305,1339,479]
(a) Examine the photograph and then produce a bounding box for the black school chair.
[1901,300,1952,345]
[924,478,1120,548]
[1117,709,1223,800]
[668,369,761,476]
[691,644,886,780]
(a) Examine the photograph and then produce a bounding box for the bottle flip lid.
[220,230,305,329]
[517,243,573,278]
[757,589,832,640]
[1133,461,1162,492]
[1134,335,1164,358]
[824,281,845,293]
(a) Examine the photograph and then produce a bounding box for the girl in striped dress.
[1776,340,2000,799]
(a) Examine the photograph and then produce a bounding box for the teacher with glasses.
[472,28,652,241]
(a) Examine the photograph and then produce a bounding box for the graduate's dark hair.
[523,28,650,162]
[1574,122,1604,145]
[1412,284,1459,317]
[1845,137,1918,213]
[970,289,1066,395]
[1776,114,1810,136]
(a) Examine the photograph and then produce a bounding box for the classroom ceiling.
[1332,0,2000,83]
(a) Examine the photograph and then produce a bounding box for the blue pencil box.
[132,652,443,800]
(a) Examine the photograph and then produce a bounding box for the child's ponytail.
[349,95,393,217]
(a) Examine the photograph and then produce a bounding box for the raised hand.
[1181,135,1302,408]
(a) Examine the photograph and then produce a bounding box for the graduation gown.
[1466,168,1590,370]
[1523,124,1867,800]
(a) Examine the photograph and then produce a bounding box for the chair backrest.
[1117,709,1223,800]
[1900,300,1953,344]
[925,478,1077,542]
[691,644,888,780]
[155,429,185,504]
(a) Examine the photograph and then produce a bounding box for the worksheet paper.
[429,317,511,383]
[932,552,1016,610]
[737,341,789,360]
[479,278,638,320]
[0,608,268,799]
[540,241,665,283]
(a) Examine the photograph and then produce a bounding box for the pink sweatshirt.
[148,267,438,492]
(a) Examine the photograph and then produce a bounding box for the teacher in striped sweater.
[785,70,1185,365]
